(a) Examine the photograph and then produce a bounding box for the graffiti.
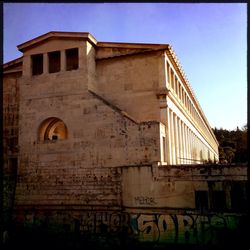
[73,211,240,245]
[134,213,234,245]
[77,211,131,234]
[134,196,157,205]
[17,209,243,246]
[77,211,240,245]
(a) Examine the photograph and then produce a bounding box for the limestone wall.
[3,72,21,227]
[16,52,162,207]
[16,88,161,206]
[95,51,163,122]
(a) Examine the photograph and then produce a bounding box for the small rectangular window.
[66,48,78,71]
[48,51,60,73]
[195,191,208,212]
[32,54,43,75]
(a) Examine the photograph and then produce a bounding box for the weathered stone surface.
[3,32,247,247]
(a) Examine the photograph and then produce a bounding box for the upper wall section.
[95,50,165,122]
[18,32,96,79]
[14,32,97,98]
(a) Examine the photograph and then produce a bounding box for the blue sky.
[3,3,247,130]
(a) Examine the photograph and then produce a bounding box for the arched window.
[39,117,67,141]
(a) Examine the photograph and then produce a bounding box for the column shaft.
[61,50,66,71]
[174,115,179,164]
[43,53,48,74]
[167,107,172,164]
[171,111,176,164]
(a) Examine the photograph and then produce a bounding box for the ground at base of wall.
[3,229,249,250]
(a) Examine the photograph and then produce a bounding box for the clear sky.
[3,3,247,131]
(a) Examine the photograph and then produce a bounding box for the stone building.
[3,32,247,247]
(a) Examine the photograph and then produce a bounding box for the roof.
[97,41,169,50]
[17,31,98,52]
[17,31,171,52]
[3,56,23,69]
[3,56,23,74]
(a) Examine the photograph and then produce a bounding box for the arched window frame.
[38,117,68,142]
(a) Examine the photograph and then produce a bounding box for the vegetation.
[213,125,248,164]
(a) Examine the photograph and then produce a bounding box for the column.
[190,131,194,164]
[160,124,166,163]
[78,46,86,70]
[198,139,201,163]
[22,55,32,77]
[193,134,197,162]
[178,119,183,164]
[182,123,187,164]
[174,114,179,164]
[167,107,172,164]
[187,128,191,164]
[186,128,189,164]
[171,111,176,164]
[61,50,66,71]
[43,53,48,74]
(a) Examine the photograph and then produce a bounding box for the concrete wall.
[12,164,248,246]
[122,164,247,210]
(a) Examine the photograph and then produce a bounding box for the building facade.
[4,32,247,247]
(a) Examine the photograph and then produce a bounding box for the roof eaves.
[3,56,23,69]
[96,47,168,60]
[97,41,169,50]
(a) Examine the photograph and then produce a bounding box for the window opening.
[49,51,61,73]
[230,182,247,212]
[39,117,67,141]
[52,135,58,140]
[32,54,43,75]
[66,48,78,71]
[211,191,226,211]
[195,191,208,212]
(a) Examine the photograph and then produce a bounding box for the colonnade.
[166,107,213,165]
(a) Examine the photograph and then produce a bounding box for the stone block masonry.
[3,32,246,248]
